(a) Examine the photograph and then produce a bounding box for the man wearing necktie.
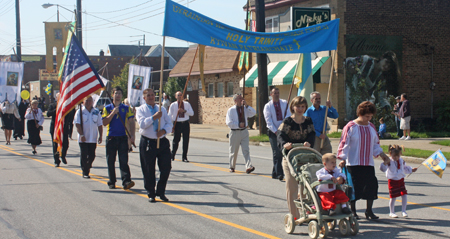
[226,94,256,174]
[136,89,173,203]
[168,91,194,162]
[263,88,291,181]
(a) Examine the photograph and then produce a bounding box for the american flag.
[54,35,104,152]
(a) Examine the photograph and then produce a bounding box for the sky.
[0,0,248,56]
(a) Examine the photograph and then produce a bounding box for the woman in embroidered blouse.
[337,101,389,220]
[1,100,21,145]
[277,96,315,220]
[25,100,45,155]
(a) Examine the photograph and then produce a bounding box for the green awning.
[240,56,329,87]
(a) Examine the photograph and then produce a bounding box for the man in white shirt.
[168,91,194,162]
[74,96,103,178]
[226,94,256,174]
[136,88,173,203]
[263,88,290,181]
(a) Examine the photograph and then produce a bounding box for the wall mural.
[344,35,402,122]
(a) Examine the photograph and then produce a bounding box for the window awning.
[240,56,329,87]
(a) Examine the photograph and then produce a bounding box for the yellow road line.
[0,146,280,239]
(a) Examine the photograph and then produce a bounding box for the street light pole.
[15,0,21,62]
[76,0,82,46]
[255,0,268,135]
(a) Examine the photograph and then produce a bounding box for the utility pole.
[255,0,268,135]
[143,34,145,46]
[77,0,82,46]
[15,0,21,62]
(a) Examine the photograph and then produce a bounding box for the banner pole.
[157,36,166,149]
[284,53,302,118]
[320,50,336,149]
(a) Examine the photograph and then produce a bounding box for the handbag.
[341,167,355,200]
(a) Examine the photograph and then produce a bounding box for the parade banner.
[0,62,24,103]
[128,64,151,107]
[163,0,339,54]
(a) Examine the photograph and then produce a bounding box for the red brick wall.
[344,0,450,121]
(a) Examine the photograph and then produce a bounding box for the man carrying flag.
[54,34,105,170]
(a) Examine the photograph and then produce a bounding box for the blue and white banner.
[128,64,151,107]
[0,62,24,103]
[163,0,339,54]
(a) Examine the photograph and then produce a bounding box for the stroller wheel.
[327,220,336,231]
[284,213,295,234]
[338,219,351,236]
[319,221,329,238]
[349,217,359,235]
[308,220,320,239]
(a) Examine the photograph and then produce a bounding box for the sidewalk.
[189,124,450,165]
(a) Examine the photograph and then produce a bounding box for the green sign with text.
[292,7,331,30]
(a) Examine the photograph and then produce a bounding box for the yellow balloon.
[21,90,30,100]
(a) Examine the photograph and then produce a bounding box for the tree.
[111,57,138,98]
[163,77,186,102]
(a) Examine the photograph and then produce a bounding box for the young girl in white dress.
[380,145,417,218]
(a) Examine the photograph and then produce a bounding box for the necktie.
[178,101,185,118]
[328,170,334,189]
[147,104,159,131]
[274,101,283,121]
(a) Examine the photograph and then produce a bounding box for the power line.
[88,0,154,14]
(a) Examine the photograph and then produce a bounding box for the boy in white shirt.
[316,153,351,215]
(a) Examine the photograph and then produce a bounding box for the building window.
[187,81,193,91]
[265,16,279,33]
[217,83,224,97]
[227,82,234,97]
[198,79,202,90]
[208,83,214,97]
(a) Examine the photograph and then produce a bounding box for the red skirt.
[318,190,349,210]
[388,178,407,198]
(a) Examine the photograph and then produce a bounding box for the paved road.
[1,120,449,238]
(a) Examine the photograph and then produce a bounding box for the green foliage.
[430,140,450,146]
[435,97,450,131]
[249,134,269,142]
[163,77,186,102]
[111,57,138,99]
[327,131,342,138]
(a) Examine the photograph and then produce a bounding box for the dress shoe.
[159,195,169,202]
[108,184,116,189]
[14,137,17,140]
[246,166,255,174]
[278,175,284,181]
[83,175,90,179]
[182,158,189,162]
[342,207,351,214]
[329,209,336,216]
[149,197,156,203]
[365,211,379,220]
[32,150,37,155]
[352,213,360,220]
[123,180,135,190]
[61,157,67,164]
[229,168,235,173]
[55,163,60,167]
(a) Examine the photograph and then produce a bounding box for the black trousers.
[172,120,190,159]
[268,130,283,178]
[140,136,172,198]
[50,132,69,164]
[79,143,97,175]
[106,136,131,186]
[396,118,403,137]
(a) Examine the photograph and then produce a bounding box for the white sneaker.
[405,136,411,140]
[399,136,406,140]
[389,213,398,218]
[402,212,408,217]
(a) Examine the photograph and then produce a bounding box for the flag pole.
[284,53,302,118]
[173,45,199,132]
[242,0,250,99]
[157,36,166,149]
[320,50,336,149]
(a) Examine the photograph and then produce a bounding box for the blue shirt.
[379,123,386,134]
[102,103,134,136]
[304,105,339,137]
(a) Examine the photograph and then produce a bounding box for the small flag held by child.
[422,149,447,178]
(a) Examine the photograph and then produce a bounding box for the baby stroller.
[282,145,359,238]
